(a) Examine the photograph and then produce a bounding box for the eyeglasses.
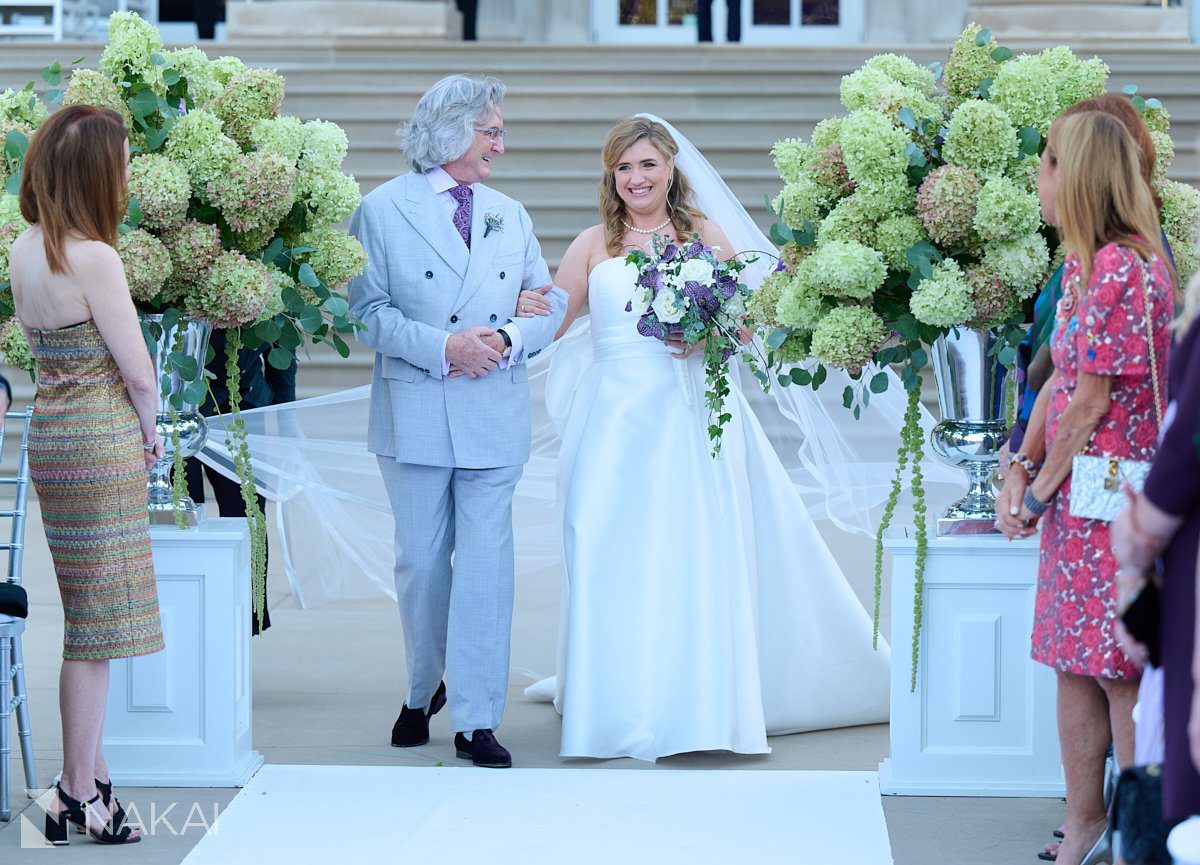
[475,126,506,143]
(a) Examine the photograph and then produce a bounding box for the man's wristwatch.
[498,328,512,357]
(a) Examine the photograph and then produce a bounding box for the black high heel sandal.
[43,782,140,846]
[77,779,128,836]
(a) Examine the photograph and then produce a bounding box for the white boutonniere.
[484,212,504,238]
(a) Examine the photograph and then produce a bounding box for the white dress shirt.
[425,167,524,372]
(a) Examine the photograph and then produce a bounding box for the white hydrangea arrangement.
[0,12,368,620]
[752,24,1192,689]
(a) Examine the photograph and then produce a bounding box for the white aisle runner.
[182,765,893,865]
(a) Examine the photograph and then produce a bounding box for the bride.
[515,116,890,761]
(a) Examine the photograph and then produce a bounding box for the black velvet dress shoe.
[454,729,512,768]
[390,681,447,747]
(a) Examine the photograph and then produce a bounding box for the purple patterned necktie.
[449,184,472,249]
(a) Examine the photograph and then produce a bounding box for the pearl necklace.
[622,217,672,235]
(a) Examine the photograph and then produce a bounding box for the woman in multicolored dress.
[9,105,163,845]
[996,111,1175,865]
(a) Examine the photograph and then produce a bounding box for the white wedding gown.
[532,257,891,761]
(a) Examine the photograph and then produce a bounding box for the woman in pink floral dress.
[996,110,1174,865]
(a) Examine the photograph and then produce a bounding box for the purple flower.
[624,300,633,312]
[716,274,738,299]
[721,347,734,363]
[661,244,679,263]
[686,241,706,258]
[638,268,663,295]
[773,258,789,273]
[637,313,664,340]
[683,280,720,320]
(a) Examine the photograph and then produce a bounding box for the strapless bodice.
[587,257,674,362]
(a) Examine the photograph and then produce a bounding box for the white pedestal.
[104,518,263,787]
[878,527,1064,797]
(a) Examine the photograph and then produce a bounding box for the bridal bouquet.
[0,12,368,623]
[626,237,753,456]
[751,24,1195,688]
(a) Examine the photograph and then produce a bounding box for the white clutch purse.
[1068,259,1162,523]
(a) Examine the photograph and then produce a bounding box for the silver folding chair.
[0,407,37,821]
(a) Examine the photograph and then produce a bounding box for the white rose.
[678,257,715,286]
[651,288,687,324]
[629,287,652,316]
[725,294,747,319]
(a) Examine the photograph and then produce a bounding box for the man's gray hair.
[397,74,507,174]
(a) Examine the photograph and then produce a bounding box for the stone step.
[971,4,1190,43]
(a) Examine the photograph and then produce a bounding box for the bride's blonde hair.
[599,117,706,257]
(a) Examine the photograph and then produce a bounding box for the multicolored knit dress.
[26,320,163,660]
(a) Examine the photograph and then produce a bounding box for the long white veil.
[199,114,958,607]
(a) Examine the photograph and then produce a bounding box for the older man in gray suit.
[348,75,567,768]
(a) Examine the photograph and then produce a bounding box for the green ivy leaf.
[267,347,294,369]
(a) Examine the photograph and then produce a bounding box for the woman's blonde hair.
[19,104,128,274]
[1049,110,1175,293]
[599,117,706,257]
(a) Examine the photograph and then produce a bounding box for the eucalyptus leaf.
[870,371,890,394]
[162,69,181,86]
[842,385,854,409]
[990,46,1013,62]
[999,345,1017,367]
[183,380,208,405]
[142,126,168,152]
[766,328,788,350]
[909,347,928,369]
[281,286,304,312]
[297,304,323,332]
[323,295,349,318]
[3,129,28,160]
[331,332,351,359]
[898,107,916,130]
[71,55,86,64]
[6,171,21,196]
[45,89,63,104]
[262,237,285,265]
[297,263,320,288]
[1145,97,1163,110]
[812,365,827,387]
[170,354,199,380]
[267,347,294,370]
[977,77,992,99]
[789,367,812,386]
[41,61,61,86]
[278,319,302,350]
[975,27,992,46]
[1132,94,1146,113]
[777,374,791,388]
[896,314,919,341]
[1122,84,1138,95]
[126,197,143,229]
[150,53,166,66]
[1017,126,1041,156]
[927,61,942,81]
[160,307,181,333]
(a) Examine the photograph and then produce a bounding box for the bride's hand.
[515,286,553,317]
[667,333,701,358]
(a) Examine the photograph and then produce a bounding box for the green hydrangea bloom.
[1007,153,1040,193]
[1150,131,1174,186]
[1159,180,1200,249]
[61,69,133,128]
[964,264,1020,330]
[161,219,223,303]
[207,151,297,234]
[0,317,33,374]
[973,176,1040,243]
[300,120,349,173]
[874,214,927,270]
[875,81,944,126]
[772,178,827,232]
[117,228,173,303]
[129,154,191,231]
[810,118,844,151]
[810,144,855,199]
[780,242,809,271]
[801,238,886,301]
[1055,57,1109,110]
[910,259,975,327]
[164,47,222,107]
[298,168,362,226]
[213,68,286,146]
[855,178,914,222]
[187,250,274,328]
[747,269,788,327]
[772,138,814,185]
[839,109,910,190]
[0,192,23,229]
[0,88,47,128]
[775,332,813,364]
[100,11,164,84]
[296,227,367,288]
[1143,104,1170,134]
[809,305,886,373]
[982,232,1051,296]
[989,55,1058,135]
[816,195,875,247]
[944,24,999,111]
[251,116,306,163]
[1172,239,1199,288]
[210,56,247,87]
[0,220,24,288]
[165,109,240,199]
[258,266,294,320]
[864,53,938,95]
[776,271,825,330]
[943,99,1017,178]
[840,67,895,113]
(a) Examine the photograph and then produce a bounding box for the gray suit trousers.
[377,455,522,733]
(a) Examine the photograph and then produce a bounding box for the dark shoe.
[454,729,512,768]
[78,778,126,836]
[44,783,140,846]
[390,681,447,747]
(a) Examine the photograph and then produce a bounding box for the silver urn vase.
[143,314,212,526]
[929,327,1013,535]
